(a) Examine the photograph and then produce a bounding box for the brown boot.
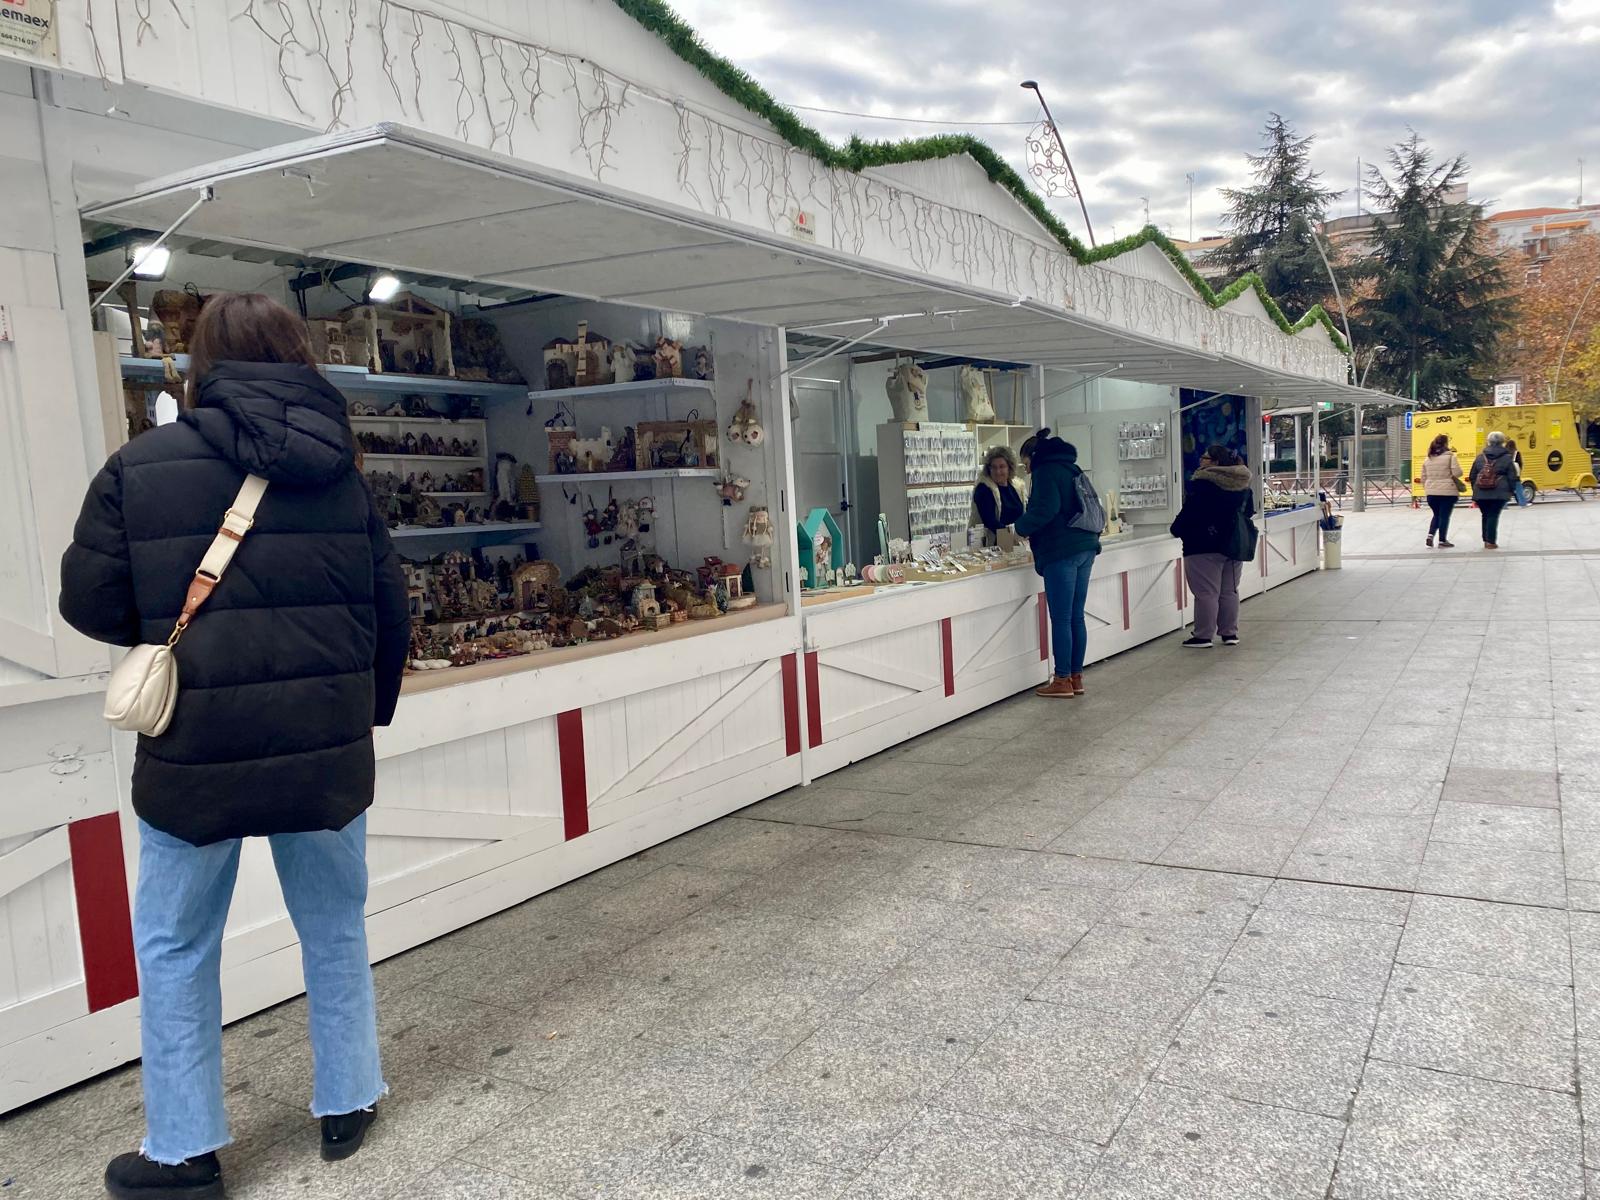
[1036,676,1077,699]
[1069,674,1085,696]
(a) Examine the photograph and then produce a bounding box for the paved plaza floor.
[8,497,1600,1199]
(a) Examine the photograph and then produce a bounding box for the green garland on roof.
[612,0,1350,357]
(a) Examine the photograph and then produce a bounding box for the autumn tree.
[1350,133,1514,408]
[1498,233,1600,437]
[1207,114,1342,318]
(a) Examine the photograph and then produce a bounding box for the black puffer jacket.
[59,362,409,845]
[1171,463,1257,560]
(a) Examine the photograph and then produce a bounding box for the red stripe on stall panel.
[1037,592,1048,661]
[67,813,139,1013]
[556,708,589,840]
[940,618,955,696]
[1176,558,1185,609]
[1120,572,1131,631]
[804,652,823,748]
[780,653,801,757]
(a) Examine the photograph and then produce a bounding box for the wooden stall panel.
[583,659,789,833]
[950,592,1042,691]
[815,622,943,742]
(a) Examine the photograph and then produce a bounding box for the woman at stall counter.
[1469,430,1520,549]
[58,294,410,1200]
[1015,430,1101,697]
[1171,444,1256,648]
[1418,433,1464,548]
[971,444,1028,546]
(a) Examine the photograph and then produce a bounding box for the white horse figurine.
[886,362,929,422]
[959,365,995,423]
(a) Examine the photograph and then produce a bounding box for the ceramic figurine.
[495,453,519,516]
[515,465,541,520]
[582,504,602,549]
[616,499,641,539]
[543,338,577,390]
[726,381,763,445]
[691,346,714,381]
[742,505,774,569]
[611,343,635,385]
[715,472,750,506]
[654,337,683,379]
[636,496,655,533]
[571,427,615,473]
[886,362,930,422]
[959,364,995,423]
[606,427,637,473]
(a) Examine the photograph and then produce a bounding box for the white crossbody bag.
[104,475,268,736]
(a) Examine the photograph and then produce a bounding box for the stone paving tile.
[1260,879,1411,926]
[1082,1084,1344,1200]
[383,1161,563,1199]
[1429,800,1563,853]
[612,1132,855,1199]
[1156,820,1302,875]
[1397,894,1571,984]
[935,1001,1171,1144]
[944,882,1114,954]
[1046,795,1206,862]
[1416,841,1569,907]
[649,818,830,874]
[938,795,1105,851]
[1580,1039,1600,1172]
[1297,811,1433,864]
[1198,788,1325,830]
[843,937,1058,1042]
[1335,1061,1583,1200]
[1159,982,1376,1117]
[1371,964,1576,1092]
[839,1108,1100,1200]
[1442,766,1561,809]
[579,864,755,939]
[1098,866,1269,940]
[1218,906,1400,1003]
[700,1020,973,1171]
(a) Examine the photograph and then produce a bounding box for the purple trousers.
[1186,552,1243,640]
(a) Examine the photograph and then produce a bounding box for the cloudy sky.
[666,0,1599,243]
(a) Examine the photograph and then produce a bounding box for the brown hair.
[984,445,1018,478]
[1202,443,1240,467]
[1428,434,1450,456]
[186,292,316,407]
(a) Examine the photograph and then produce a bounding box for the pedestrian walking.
[1418,433,1464,547]
[970,444,1028,545]
[1170,444,1256,648]
[1469,430,1520,549]
[58,293,410,1199]
[1507,439,1529,506]
[1015,429,1102,697]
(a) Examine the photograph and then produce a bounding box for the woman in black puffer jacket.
[1170,443,1256,648]
[59,293,408,1198]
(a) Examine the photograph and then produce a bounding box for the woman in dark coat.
[1015,430,1101,698]
[59,293,409,1198]
[1171,444,1256,648]
[970,444,1028,545]
[1469,430,1520,548]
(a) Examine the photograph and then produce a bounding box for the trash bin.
[1322,520,1343,570]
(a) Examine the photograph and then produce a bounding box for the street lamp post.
[1021,81,1096,247]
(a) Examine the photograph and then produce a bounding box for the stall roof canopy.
[82,123,1403,409]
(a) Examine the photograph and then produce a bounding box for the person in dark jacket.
[1469,431,1520,549]
[1171,444,1256,648]
[58,294,409,1198]
[970,445,1028,544]
[1015,430,1101,698]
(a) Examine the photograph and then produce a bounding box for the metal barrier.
[1267,472,1410,509]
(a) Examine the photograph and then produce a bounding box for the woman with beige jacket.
[1419,433,1464,548]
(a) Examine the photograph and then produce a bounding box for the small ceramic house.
[797,507,845,589]
[511,560,561,611]
[630,581,661,620]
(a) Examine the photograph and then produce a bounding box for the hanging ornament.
[727,379,764,445]
[742,505,775,569]
[715,471,751,506]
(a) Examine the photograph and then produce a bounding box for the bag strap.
[170,475,268,642]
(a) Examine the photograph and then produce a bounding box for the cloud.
[666,0,1598,240]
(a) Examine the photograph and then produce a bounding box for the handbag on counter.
[103,475,267,736]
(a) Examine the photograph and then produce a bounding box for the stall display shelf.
[363,453,483,466]
[421,489,489,498]
[533,468,719,484]
[119,355,527,399]
[525,377,715,403]
[351,415,486,430]
[388,520,542,542]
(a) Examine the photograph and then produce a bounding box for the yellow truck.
[1410,402,1597,502]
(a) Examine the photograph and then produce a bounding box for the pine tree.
[1207,114,1342,319]
[1350,133,1514,409]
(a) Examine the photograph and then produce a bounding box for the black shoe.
[1182,636,1214,649]
[105,1151,224,1199]
[1221,635,1240,646]
[321,1105,378,1162]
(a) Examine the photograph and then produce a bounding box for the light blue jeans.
[1040,549,1097,678]
[135,815,384,1164]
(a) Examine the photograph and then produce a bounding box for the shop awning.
[82,123,1398,410]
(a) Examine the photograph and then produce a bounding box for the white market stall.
[2,107,1390,1111]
